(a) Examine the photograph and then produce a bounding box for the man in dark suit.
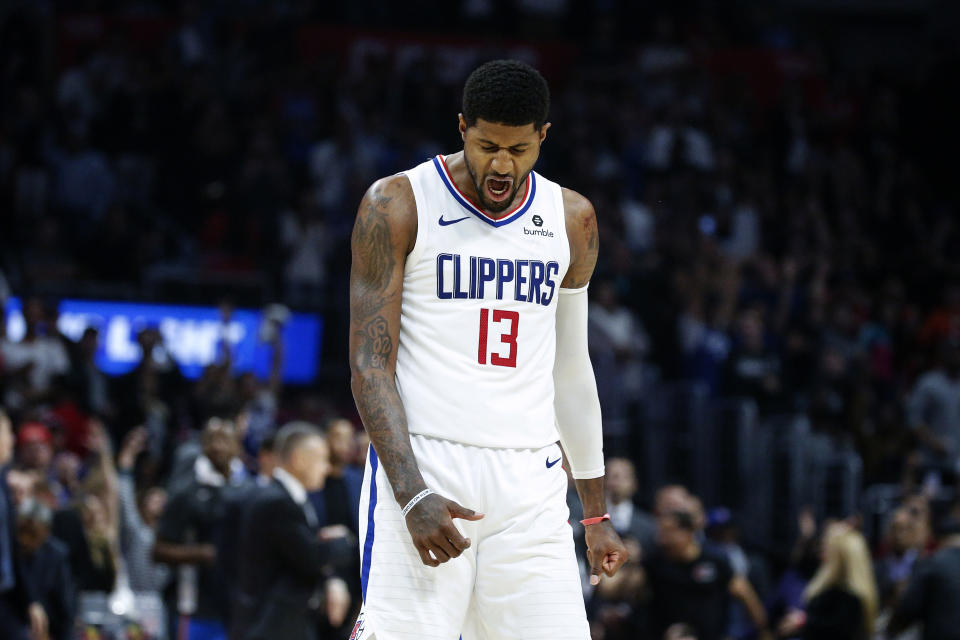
[889,515,960,639]
[606,457,657,551]
[233,422,335,640]
[0,409,47,640]
[17,498,73,640]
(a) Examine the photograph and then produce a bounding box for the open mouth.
[484,176,513,203]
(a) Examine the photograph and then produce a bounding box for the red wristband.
[580,513,611,526]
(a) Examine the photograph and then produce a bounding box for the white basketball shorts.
[351,434,589,640]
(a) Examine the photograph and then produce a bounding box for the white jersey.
[397,155,570,449]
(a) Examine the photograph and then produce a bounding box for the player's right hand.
[404,494,484,567]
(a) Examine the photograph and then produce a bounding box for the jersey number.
[478,308,519,368]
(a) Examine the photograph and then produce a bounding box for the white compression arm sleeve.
[553,284,605,479]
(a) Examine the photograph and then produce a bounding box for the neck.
[444,151,527,220]
[279,464,304,487]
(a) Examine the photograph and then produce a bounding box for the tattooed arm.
[350,175,482,568]
[560,188,599,291]
[557,188,627,585]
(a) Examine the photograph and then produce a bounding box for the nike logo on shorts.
[546,456,561,469]
[438,215,470,226]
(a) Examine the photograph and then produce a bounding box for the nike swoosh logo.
[546,456,561,469]
[438,215,470,226]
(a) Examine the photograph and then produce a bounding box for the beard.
[464,155,526,214]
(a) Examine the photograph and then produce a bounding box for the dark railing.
[635,382,864,554]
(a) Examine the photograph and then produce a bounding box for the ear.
[458,113,467,140]
[288,448,302,469]
[539,122,551,144]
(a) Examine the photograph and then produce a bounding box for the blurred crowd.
[2,0,960,639]
[0,324,369,639]
[569,457,960,640]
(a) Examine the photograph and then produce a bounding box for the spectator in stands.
[154,416,244,640]
[169,406,249,495]
[875,506,923,613]
[280,190,330,307]
[5,470,36,509]
[255,432,278,486]
[116,427,169,595]
[318,418,363,534]
[907,341,960,486]
[310,418,363,608]
[641,509,771,640]
[606,457,657,551]
[889,514,960,639]
[238,371,279,457]
[236,305,286,454]
[705,507,770,640]
[66,326,111,418]
[17,497,72,640]
[14,422,54,476]
[354,430,371,467]
[0,408,48,640]
[779,522,877,640]
[768,508,820,631]
[859,400,915,486]
[901,494,933,551]
[705,508,750,579]
[51,422,119,595]
[722,305,785,414]
[589,280,649,454]
[51,452,81,506]
[112,327,186,453]
[679,295,733,394]
[49,123,116,222]
[654,485,693,518]
[233,421,347,640]
[0,296,69,412]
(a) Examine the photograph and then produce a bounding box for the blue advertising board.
[3,298,322,383]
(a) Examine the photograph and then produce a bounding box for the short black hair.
[275,421,323,461]
[462,60,550,130]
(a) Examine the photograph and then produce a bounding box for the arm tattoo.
[564,209,599,289]
[351,195,398,321]
[355,315,392,371]
[350,181,426,504]
[353,372,424,501]
[586,215,599,254]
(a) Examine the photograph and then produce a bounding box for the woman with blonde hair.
[799,522,879,639]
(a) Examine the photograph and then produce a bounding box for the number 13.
[478,308,519,368]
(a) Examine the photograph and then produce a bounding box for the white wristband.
[401,489,435,517]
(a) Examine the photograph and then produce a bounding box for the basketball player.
[349,60,628,639]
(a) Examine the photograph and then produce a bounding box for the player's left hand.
[584,521,628,586]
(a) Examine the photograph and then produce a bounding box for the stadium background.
[2,0,960,638]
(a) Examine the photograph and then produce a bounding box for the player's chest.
[422,222,567,306]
